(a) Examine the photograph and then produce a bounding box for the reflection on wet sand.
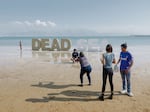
[20,50,22,58]
[32,51,72,64]
[32,51,101,67]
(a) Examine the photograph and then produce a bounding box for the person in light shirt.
[77,52,92,87]
[99,44,116,101]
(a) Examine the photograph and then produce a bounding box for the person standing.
[77,52,92,87]
[99,44,116,101]
[19,40,22,51]
[117,43,134,97]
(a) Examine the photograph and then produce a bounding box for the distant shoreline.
[131,35,150,37]
[0,35,150,38]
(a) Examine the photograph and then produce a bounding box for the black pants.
[80,65,92,84]
[102,67,114,94]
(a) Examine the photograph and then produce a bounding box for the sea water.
[0,36,150,65]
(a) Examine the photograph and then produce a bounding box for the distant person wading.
[19,40,22,51]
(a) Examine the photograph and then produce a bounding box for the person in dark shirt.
[19,40,22,51]
[71,49,79,63]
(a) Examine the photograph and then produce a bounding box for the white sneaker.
[127,92,134,97]
[120,90,127,94]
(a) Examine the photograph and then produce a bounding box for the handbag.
[114,64,119,72]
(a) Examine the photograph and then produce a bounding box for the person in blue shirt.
[99,44,116,101]
[117,43,134,97]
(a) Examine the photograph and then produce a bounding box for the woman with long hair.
[99,44,116,101]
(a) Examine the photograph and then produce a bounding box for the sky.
[0,0,150,36]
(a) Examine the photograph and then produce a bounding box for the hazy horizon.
[0,0,150,36]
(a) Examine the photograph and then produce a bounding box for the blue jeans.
[120,70,131,93]
[80,65,92,84]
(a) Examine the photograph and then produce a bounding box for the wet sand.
[0,51,150,112]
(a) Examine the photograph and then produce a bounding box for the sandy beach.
[1,0,150,111]
[0,51,150,112]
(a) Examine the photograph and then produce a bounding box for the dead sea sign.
[32,38,71,51]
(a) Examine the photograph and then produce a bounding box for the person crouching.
[77,52,92,87]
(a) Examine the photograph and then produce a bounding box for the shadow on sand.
[26,82,122,103]
[31,82,77,89]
